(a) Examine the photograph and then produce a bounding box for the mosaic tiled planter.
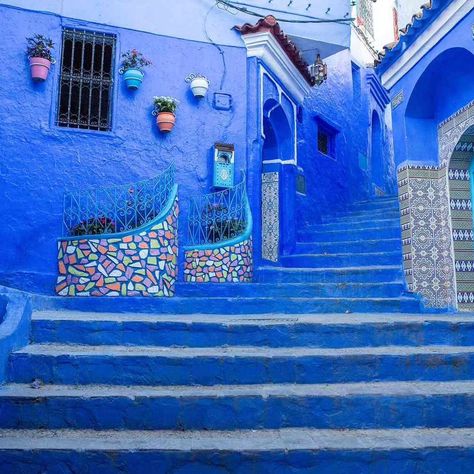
[56,194,179,297]
[184,238,253,283]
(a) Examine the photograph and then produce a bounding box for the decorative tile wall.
[56,198,179,297]
[261,172,279,262]
[184,238,253,283]
[397,164,457,309]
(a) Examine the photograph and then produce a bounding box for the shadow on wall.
[405,47,474,164]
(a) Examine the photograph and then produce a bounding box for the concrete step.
[281,252,402,268]
[31,294,420,314]
[2,381,474,430]
[323,210,400,223]
[257,265,404,283]
[297,226,401,242]
[306,218,400,232]
[31,312,474,348]
[1,427,474,473]
[296,238,401,254]
[175,282,406,298]
[9,344,474,386]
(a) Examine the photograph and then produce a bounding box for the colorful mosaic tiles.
[56,198,178,297]
[184,238,253,283]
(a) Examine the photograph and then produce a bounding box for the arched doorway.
[371,110,384,193]
[261,99,294,262]
[448,125,474,310]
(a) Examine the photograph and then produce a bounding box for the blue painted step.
[324,210,400,223]
[30,313,474,348]
[175,281,406,298]
[281,252,402,268]
[9,344,474,386]
[257,266,403,283]
[306,218,400,232]
[297,226,401,242]
[296,238,401,254]
[2,381,474,430]
[1,428,474,474]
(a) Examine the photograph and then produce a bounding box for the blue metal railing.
[62,165,175,237]
[187,178,250,247]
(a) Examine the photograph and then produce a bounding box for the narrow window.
[318,130,330,155]
[57,29,116,131]
[316,117,338,159]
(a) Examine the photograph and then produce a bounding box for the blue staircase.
[4,197,473,471]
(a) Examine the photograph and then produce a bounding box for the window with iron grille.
[57,29,116,131]
[357,0,374,39]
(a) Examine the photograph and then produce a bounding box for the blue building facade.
[378,0,474,311]
[0,0,391,294]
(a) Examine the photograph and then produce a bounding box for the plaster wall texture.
[388,9,474,167]
[0,4,248,291]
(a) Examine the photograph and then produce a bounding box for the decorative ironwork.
[184,73,210,84]
[357,0,374,38]
[57,28,116,131]
[62,165,175,237]
[187,177,249,246]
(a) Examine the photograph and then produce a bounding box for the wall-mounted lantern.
[309,54,328,86]
[185,73,210,98]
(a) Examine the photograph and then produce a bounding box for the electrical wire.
[204,3,227,90]
[216,0,354,24]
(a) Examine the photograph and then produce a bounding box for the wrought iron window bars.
[57,28,116,131]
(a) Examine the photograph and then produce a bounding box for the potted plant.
[186,73,210,98]
[120,49,152,90]
[26,34,55,81]
[153,96,179,133]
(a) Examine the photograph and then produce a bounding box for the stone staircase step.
[31,312,474,347]
[307,218,400,232]
[257,265,403,283]
[2,380,474,430]
[297,226,401,242]
[296,238,401,254]
[323,209,401,223]
[9,344,474,386]
[281,252,402,268]
[1,427,474,472]
[175,281,406,298]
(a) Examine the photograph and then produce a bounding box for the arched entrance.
[448,125,474,310]
[371,110,384,193]
[261,99,294,262]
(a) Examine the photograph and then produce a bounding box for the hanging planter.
[26,34,55,81]
[153,96,179,133]
[185,73,210,98]
[120,49,152,90]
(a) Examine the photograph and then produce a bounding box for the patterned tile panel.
[56,198,179,297]
[184,238,253,283]
[262,172,279,262]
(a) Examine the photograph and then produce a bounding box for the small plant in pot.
[26,34,55,81]
[120,49,152,90]
[153,96,179,133]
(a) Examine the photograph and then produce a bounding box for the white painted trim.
[381,0,472,89]
[242,31,312,103]
[262,159,297,165]
[259,65,298,166]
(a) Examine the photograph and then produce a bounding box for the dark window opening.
[318,130,329,155]
[57,29,116,131]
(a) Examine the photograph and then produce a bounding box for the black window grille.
[358,0,374,38]
[57,29,116,131]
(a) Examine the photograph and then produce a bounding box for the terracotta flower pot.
[156,112,176,133]
[29,57,51,81]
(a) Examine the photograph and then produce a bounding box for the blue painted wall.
[0,4,248,291]
[384,10,474,167]
[0,3,392,289]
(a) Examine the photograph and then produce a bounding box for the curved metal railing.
[187,177,251,248]
[62,164,175,237]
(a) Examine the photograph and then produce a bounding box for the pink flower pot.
[29,57,51,81]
